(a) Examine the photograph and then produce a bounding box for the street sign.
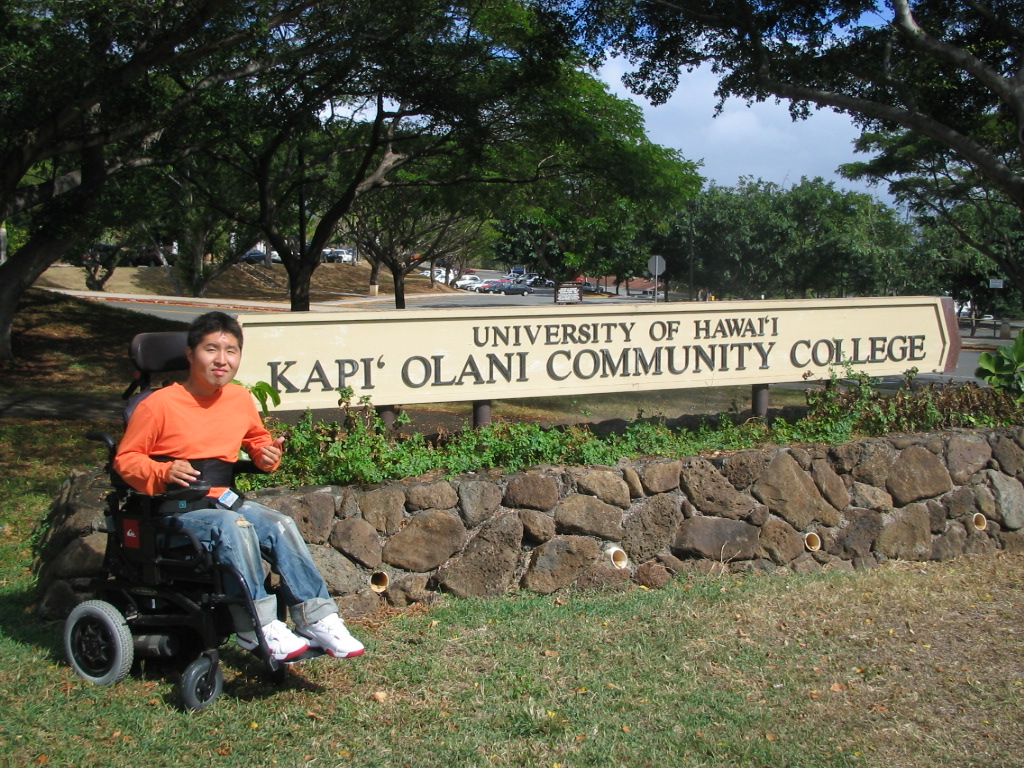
[647,255,666,303]
[555,282,582,304]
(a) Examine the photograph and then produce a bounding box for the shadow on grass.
[0,582,325,709]
[0,586,65,660]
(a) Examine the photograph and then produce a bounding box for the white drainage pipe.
[605,546,629,570]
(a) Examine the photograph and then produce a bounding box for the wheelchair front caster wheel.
[65,600,134,686]
[179,655,223,711]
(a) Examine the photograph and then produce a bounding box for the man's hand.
[168,460,201,487]
[257,436,286,470]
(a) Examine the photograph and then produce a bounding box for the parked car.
[119,246,168,267]
[481,280,534,296]
[421,268,450,280]
[241,249,267,264]
[324,248,354,263]
[454,275,482,289]
[527,276,555,287]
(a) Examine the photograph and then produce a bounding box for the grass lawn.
[0,288,1022,767]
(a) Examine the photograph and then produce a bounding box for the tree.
[911,204,1024,323]
[344,183,492,308]
[569,0,1024,288]
[179,0,583,311]
[0,0,328,359]
[489,69,701,280]
[654,178,915,300]
[843,128,1024,300]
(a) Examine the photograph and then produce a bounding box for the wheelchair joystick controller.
[165,479,212,502]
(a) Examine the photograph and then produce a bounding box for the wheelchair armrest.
[86,430,116,451]
[87,431,118,467]
[233,460,265,478]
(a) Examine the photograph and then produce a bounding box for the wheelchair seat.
[64,331,314,711]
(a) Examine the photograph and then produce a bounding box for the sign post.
[647,254,666,302]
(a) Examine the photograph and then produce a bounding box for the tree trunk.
[0,232,79,360]
[392,270,407,309]
[84,262,116,291]
[285,252,322,312]
[368,259,381,295]
[0,144,107,360]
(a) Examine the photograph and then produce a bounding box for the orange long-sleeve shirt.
[113,382,278,496]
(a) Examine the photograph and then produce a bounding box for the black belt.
[151,456,236,488]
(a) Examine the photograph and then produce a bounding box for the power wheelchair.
[64,331,320,711]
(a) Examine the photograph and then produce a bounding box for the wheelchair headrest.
[123,332,190,424]
[131,332,189,375]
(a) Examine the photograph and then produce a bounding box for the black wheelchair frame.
[63,331,315,710]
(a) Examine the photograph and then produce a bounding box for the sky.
[599,59,889,201]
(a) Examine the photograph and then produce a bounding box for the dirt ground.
[34,261,454,303]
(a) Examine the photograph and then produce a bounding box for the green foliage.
[656,177,915,301]
[976,331,1024,402]
[240,372,1023,490]
[242,380,281,417]
[573,0,1024,295]
[799,366,1018,437]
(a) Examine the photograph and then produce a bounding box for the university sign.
[235,297,960,412]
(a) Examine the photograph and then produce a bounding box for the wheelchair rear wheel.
[65,600,134,686]
[179,655,224,711]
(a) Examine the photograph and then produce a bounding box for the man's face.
[186,330,241,394]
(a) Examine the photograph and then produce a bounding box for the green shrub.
[976,330,1024,402]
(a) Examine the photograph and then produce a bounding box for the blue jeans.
[175,500,336,631]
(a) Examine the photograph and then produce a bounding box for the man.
[114,311,364,662]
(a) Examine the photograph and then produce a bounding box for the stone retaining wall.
[34,427,1024,620]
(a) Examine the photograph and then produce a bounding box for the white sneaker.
[237,619,310,662]
[298,613,365,658]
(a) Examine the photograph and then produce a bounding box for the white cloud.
[600,60,886,199]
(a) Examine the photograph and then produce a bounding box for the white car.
[454,275,482,289]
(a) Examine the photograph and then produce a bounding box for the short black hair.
[187,311,243,350]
